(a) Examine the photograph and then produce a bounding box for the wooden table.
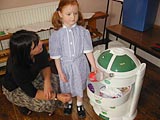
[85,11,107,39]
[105,24,160,59]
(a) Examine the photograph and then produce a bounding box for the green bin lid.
[97,50,113,69]
[97,50,137,72]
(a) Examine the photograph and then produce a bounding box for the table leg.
[134,46,137,54]
[105,29,109,49]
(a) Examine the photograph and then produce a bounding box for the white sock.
[65,100,72,108]
[68,100,72,104]
[77,101,82,106]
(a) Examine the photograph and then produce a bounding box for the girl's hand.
[57,93,71,103]
[44,79,53,99]
[59,72,68,82]
[92,66,99,73]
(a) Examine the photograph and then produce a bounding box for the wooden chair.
[85,11,108,40]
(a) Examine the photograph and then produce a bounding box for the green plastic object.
[0,31,5,36]
[97,50,113,69]
[99,114,110,120]
[111,55,136,72]
[97,50,136,72]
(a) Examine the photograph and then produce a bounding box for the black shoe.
[19,107,32,115]
[64,103,72,115]
[77,105,86,118]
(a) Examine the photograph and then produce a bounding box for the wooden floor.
[0,57,160,120]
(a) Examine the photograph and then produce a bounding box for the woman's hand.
[57,93,71,103]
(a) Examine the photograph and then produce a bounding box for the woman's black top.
[1,46,50,98]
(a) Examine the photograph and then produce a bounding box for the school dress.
[1,46,59,113]
[49,24,93,97]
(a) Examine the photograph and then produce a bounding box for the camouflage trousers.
[2,73,60,113]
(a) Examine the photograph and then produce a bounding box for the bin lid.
[97,48,140,73]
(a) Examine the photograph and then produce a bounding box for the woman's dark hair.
[9,30,39,67]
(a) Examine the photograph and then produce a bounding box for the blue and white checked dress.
[49,24,93,97]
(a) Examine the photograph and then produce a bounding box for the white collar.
[63,24,77,28]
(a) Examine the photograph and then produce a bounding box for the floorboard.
[0,56,160,120]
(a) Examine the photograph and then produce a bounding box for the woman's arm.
[35,65,71,102]
[41,66,53,99]
[35,65,71,103]
[35,90,71,103]
[55,59,68,82]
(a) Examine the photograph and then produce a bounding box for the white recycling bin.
[87,47,146,120]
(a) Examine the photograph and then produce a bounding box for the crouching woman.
[1,30,71,115]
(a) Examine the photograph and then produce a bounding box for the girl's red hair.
[52,0,84,30]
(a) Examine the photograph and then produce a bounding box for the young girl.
[49,0,97,118]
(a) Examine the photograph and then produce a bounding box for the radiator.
[0,1,59,52]
[0,1,59,31]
